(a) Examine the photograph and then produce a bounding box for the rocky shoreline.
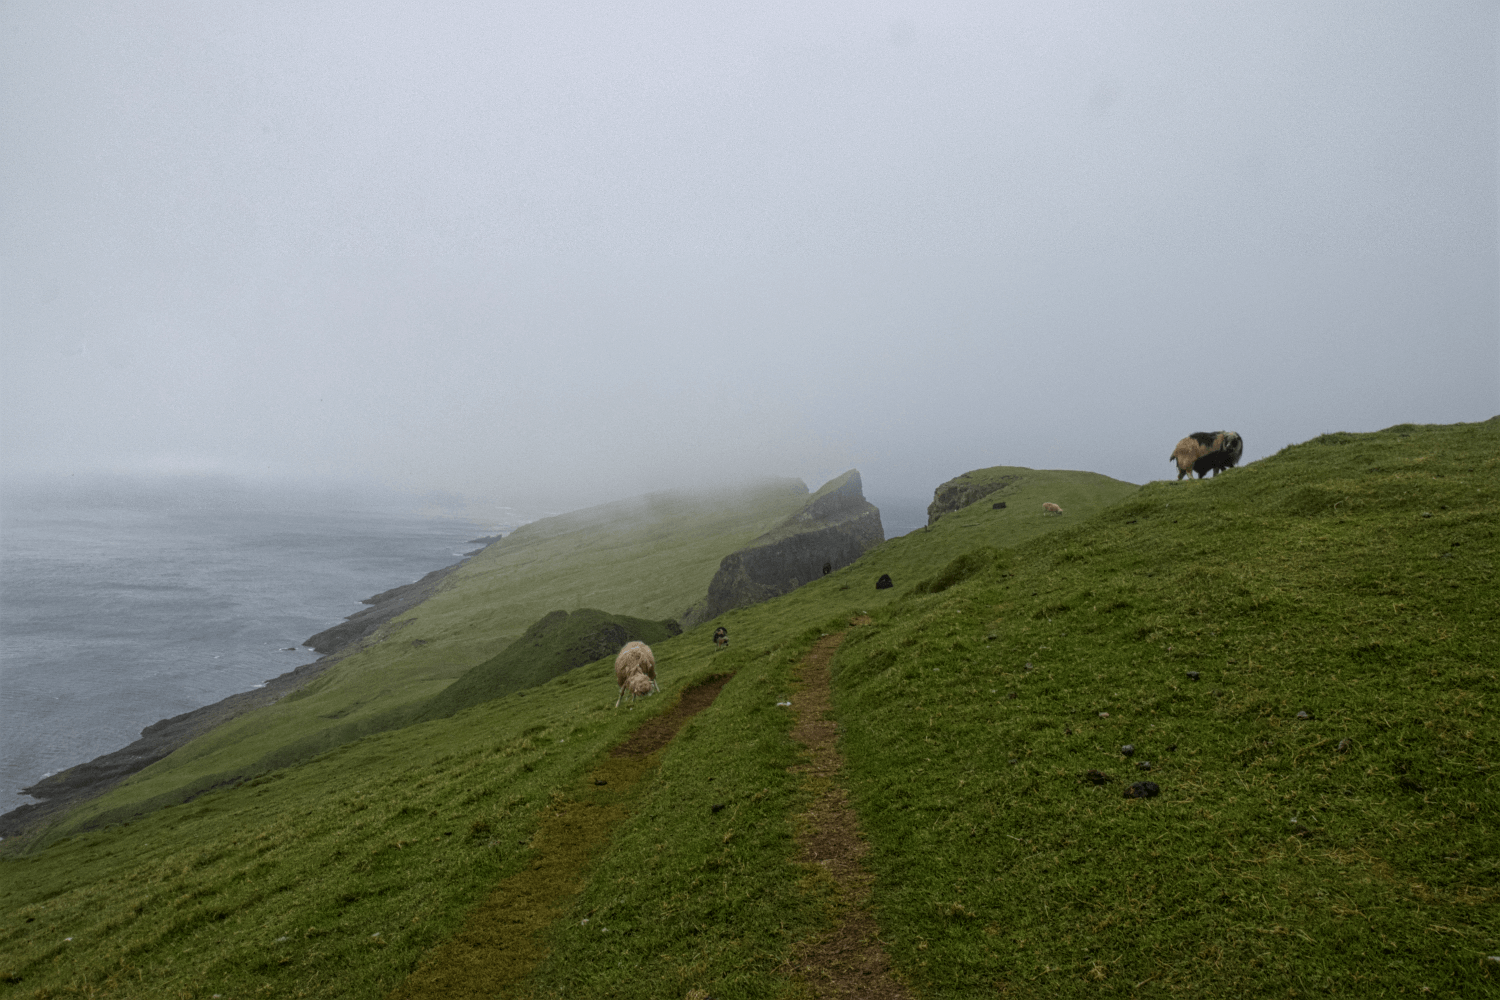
[0,552,478,840]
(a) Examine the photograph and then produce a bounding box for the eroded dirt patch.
[610,674,732,757]
[388,674,732,1000]
[788,630,913,999]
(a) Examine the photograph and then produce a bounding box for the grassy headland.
[2,422,1495,998]
[36,479,815,834]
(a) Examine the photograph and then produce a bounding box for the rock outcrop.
[685,470,883,626]
[927,471,1022,525]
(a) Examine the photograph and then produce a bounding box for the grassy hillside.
[38,479,814,835]
[416,608,680,721]
[4,421,1495,998]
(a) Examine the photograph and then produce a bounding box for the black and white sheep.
[1169,431,1243,480]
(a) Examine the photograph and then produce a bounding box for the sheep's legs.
[614,684,627,709]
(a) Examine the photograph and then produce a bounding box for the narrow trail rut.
[388,675,732,1000]
[787,627,913,999]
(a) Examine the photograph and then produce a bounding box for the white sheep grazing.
[1042,502,1063,515]
[613,641,659,708]
[618,670,653,708]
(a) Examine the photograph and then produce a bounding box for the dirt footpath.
[787,627,914,999]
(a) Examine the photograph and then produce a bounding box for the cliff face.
[927,471,1021,525]
[685,470,883,625]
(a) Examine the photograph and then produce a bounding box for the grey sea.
[0,477,501,808]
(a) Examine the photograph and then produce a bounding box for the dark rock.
[927,472,1021,525]
[1186,671,1200,681]
[876,573,894,590]
[466,534,503,545]
[1337,739,1351,753]
[992,502,1007,510]
[1137,761,1152,771]
[1120,744,1135,756]
[594,779,607,786]
[688,471,884,624]
[1124,781,1160,799]
[1084,770,1113,785]
[1023,661,1034,672]
[822,562,832,576]
[1296,711,1312,720]
[711,803,726,813]
[1166,744,1177,752]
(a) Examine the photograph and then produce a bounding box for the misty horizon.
[3,3,1495,513]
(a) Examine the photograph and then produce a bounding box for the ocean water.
[0,478,500,808]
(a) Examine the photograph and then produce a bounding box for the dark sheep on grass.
[1169,431,1243,481]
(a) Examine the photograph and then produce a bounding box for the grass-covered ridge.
[416,608,680,722]
[37,478,816,836]
[3,420,1495,998]
[522,418,1500,997]
[827,418,1498,995]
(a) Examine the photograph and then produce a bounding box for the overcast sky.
[2,2,1495,518]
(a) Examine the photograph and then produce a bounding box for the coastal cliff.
[683,470,883,626]
[926,469,1022,524]
[303,560,467,654]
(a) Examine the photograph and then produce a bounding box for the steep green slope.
[0,640,785,997]
[0,464,1128,997]
[519,418,1498,998]
[7,423,1493,999]
[416,608,679,721]
[42,479,815,834]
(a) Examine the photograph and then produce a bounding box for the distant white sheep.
[1042,502,1063,515]
[613,640,658,709]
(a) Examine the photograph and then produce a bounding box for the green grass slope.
[41,479,814,836]
[6,421,1493,999]
[521,418,1499,998]
[822,419,1499,996]
[416,608,679,721]
[0,639,789,997]
[0,466,1124,998]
